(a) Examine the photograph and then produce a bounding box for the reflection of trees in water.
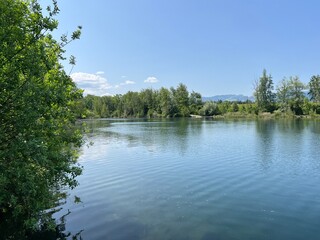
[274,118,320,134]
[137,119,204,155]
[86,119,205,155]
[27,210,83,240]
[1,205,83,240]
[81,119,112,136]
[275,120,305,164]
[254,119,320,171]
[255,120,276,170]
[299,120,320,170]
[275,119,306,134]
[255,119,306,170]
[0,191,83,240]
[306,119,320,134]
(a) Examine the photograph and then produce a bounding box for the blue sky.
[41,0,320,96]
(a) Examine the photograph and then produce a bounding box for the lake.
[57,118,320,240]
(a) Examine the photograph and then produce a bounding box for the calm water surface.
[58,119,320,240]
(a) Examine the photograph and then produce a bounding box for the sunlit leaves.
[0,0,83,237]
[254,69,275,112]
[276,76,306,115]
[309,75,320,102]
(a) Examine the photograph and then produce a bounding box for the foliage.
[308,75,320,102]
[189,91,203,114]
[277,76,306,115]
[77,70,320,118]
[287,76,306,115]
[0,0,83,237]
[158,87,174,117]
[254,69,275,112]
[199,101,219,116]
[276,78,291,112]
[173,83,190,116]
[80,84,201,118]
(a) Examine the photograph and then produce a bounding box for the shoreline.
[79,112,320,121]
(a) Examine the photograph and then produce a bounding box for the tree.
[122,91,142,117]
[276,76,306,115]
[308,75,320,102]
[140,88,158,117]
[0,0,83,237]
[172,83,190,117]
[254,69,275,112]
[217,101,231,114]
[189,91,202,114]
[199,101,219,116]
[158,87,173,117]
[276,78,291,112]
[288,76,306,115]
[230,102,239,112]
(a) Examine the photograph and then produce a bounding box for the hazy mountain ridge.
[203,94,255,102]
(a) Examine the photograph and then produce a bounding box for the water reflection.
[86,118,205,155]
[0,209,83,240]
[28,211,83,240]
[254,119,320,174]
[276,119,306,134]
[307,119,320,134]
[255,120,276,170]
[64,118,320,240]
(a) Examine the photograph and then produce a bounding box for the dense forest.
[77,71,320,118]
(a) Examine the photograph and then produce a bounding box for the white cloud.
[71,72,112,96]
[121,75,127,78]
[144,76,159,83]
[71,72,137,95]
[119,80,135,86]
[96,71,104,75]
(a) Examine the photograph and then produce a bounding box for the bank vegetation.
[76,71,320,119]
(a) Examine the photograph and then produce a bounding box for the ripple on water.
[59,119,320,240]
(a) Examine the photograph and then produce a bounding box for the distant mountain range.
[203,94,255,102]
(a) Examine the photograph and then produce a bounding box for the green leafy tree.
[172,83,190,117]
[230,102,239,112]
[111,94,124,117]
[93,96,104,117]
[160,87,181,117]
[199,101,219,116]
[308,75,320,102]
[276,76,306,115]
[140,88,158,117]
[122,91,142,117]
[217,101,230,114]
[276,78,291,112]
[288,76,306,115]
[254,69,275,112]
[158,87,173,117]
[189,91,202,114]
[0,0,83,237]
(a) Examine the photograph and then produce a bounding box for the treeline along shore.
[75,70,320,119]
